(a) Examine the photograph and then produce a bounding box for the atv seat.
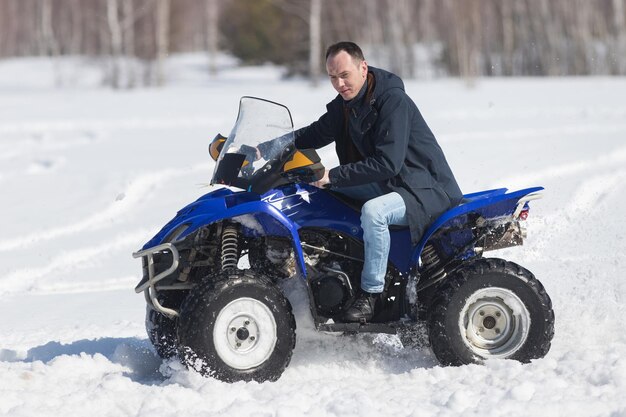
[327,189,472,232]
[327,189,411,231]
[327,189,365,211]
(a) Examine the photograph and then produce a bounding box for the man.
[294,41,463,322]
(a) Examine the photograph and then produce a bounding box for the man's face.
[326,51,368,101]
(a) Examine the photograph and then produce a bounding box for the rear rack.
[133,243,180,318]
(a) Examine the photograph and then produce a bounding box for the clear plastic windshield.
[211,97,295,187]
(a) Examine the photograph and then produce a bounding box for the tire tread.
[428,258,554,366]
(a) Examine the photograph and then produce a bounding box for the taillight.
[519,209,529,220]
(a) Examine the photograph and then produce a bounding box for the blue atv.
[133,97,554,382]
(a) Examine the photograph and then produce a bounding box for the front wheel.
[428,258,554,365]
[146,306,177,359]
[145,291,187,359]
[177,272,296,382]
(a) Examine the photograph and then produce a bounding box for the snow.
[1,54,626,416]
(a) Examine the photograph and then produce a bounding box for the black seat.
[327,190,410,231]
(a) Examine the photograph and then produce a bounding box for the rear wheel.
[428,258,554,365]
[177,272,296,382]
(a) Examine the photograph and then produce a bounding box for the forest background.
[1,0,625,89]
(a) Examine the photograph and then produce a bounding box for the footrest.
[317,322,397,334]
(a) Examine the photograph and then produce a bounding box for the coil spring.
[421,244,445,281]
[421,244,440,269]
[221,224,239,270]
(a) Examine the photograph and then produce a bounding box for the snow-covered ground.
[1,55,625,416]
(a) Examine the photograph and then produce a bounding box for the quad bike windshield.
[210,96,323,194]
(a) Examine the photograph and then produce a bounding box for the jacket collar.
[344,73,377,116]
[344,77,368,109]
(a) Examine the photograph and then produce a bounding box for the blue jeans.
[334,184,409,293]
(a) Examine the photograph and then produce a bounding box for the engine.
[300,229,362,320]
[309,266,353,319]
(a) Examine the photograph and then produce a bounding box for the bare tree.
[501,0,514,75]
[0,1,9,56]
[384,0,405,76]
[309,0,322,85]
[38,0,60,56]
[417,0,439,77]
[361,0,382,63]
[205,0,220,76]
[121,0,138,87]
[613,0,626,74]
[155,0,170,86]
[107,0,123,88]
[3,0,626,84]
[573,0,593,75]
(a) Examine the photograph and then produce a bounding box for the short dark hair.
[325,41,365,62]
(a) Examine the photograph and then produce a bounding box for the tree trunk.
[398,0,416,78]
[69,0,83,55]
[0,1,8,56]
[573,0,592,75]
[363,0,383,63]
[155,0,170,86]
[513,0,531,74]
[385,0,405,76]
[205,0,219,77]
[469,0,481,79]
[107,0,123,88]
[121,0,136,87]
[453,1,469,78]
[613,0,626,74]
[309,0,322,86]
[39,0,60,57]
[501,0,514,75]
[537,0,558,75]
[419,0,437,77]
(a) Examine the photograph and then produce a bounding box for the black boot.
[342,290,380,322]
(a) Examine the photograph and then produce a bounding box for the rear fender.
[141,188,307,277]
[410,187,544,266]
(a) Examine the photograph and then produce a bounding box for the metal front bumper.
[133,243,180,318]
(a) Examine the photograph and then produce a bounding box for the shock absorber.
[221,223,239,270]
[421,244,445,281]
[421,244,440,270]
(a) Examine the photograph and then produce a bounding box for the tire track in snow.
[33,275,139,295]
[0,117,220,162]
[562,170,626,216]
[518,168,626,261]
[0,163,208,252]
[431,105,626,123]
[532,169,626,308]
[440,123,626,144]
[0,135,98,162]
[489,145,626,190]
[0,116,218,135]
[487,150,626,266]
[0,230,150,296]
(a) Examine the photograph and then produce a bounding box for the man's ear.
[361,60,368,78]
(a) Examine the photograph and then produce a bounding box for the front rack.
[133,243,180,318]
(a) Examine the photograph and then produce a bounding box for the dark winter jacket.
[294,66,463,244]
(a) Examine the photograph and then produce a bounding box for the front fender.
[142,188,307,277]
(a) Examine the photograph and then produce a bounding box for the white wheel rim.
[459,287,531,359]
[213,297,277,370]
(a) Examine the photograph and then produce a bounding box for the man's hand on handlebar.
[310,169,330,189]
